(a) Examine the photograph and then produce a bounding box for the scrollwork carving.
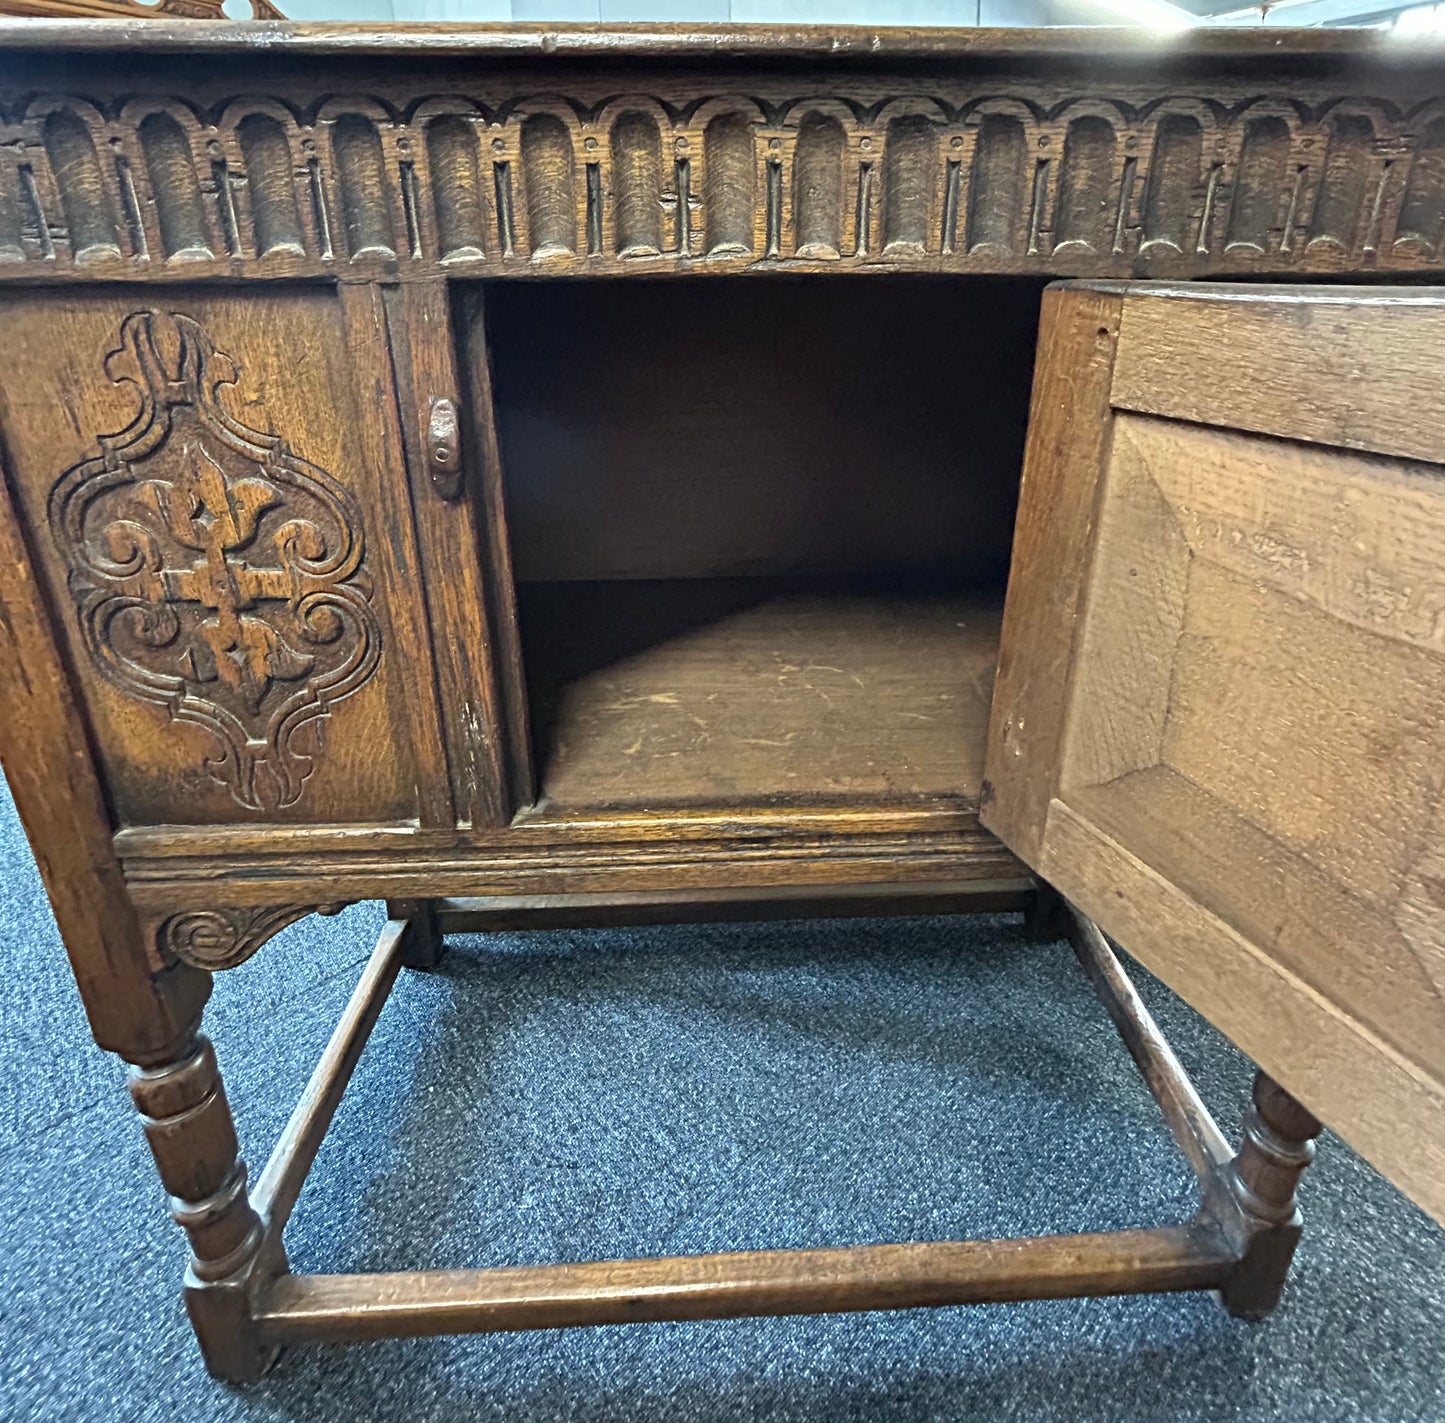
[158,903,345,971]
[48,311,383,811]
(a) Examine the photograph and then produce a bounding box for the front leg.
[114,900,339,1379]
[124,998,281,1382]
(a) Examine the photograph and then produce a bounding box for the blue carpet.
[0,776,1440,1422]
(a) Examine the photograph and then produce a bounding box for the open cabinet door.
[983,282,1445,1226]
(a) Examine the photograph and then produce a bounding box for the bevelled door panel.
[984,282,1445,1225]
[0,286,447,828]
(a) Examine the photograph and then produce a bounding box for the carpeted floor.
[0,779,1440,1423]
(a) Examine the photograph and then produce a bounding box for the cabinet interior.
[481,275,1047,812]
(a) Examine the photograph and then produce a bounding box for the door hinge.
[427,396,462,499]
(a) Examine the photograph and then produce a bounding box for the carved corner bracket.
[157,902,347,972]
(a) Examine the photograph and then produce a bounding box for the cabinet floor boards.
[519,579,1003,811]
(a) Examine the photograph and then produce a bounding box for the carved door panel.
[983,282,1445,1225]
[0,286,450,828]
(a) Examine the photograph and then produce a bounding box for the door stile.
[981,283,1123,864]
[382,278,524,829]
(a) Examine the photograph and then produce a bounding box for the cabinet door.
[0,286,451,829]
[983,282,1445,1225]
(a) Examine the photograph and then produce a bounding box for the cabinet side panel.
[0,434,210,1053]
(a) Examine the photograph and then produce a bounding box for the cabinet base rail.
[166,887,1325,1380]
[254,1226,1236,1345]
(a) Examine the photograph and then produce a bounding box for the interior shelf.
[520,579,1004,811]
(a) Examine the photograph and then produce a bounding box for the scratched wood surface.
[10,27,1445,1379]
[522,580,1003,809]
[984,282,1445,1225]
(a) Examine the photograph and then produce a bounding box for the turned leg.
[387,898,446,969]
[1216,1070,1324,1320]
[125,1009,282,1382]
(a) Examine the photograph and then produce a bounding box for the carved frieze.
[0,87,1442,279]
[48,310,382,811]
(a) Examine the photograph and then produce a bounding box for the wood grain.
[383,279,512,828]
[0,404,209,1057]
[1074,768,1445,1085]
[0,21,1439,63]
[433,878,1033,933]
[256,1225,1236,1344]
[981,285,1123,864]
[522,581,1004,810]
[988,281,1445,1225]
[1038,795,1445,1226]
[5,28,1443,1382]
[1112,287,1445,464]
[457,285,533,817]
[0,287,435,830]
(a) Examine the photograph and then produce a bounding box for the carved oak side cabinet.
[0,19,1442,1381]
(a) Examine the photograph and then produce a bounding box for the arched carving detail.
[3,81,1441,277]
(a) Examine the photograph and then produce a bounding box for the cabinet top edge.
[1050,281,1445,305]
[1,20,1443,68]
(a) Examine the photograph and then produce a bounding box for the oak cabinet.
[1,20,1442,1381]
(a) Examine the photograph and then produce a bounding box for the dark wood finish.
[456,285,534,816]
[0,287,443,829]
[246,921,1330,1349]
[1067,909,1231,1183]
[1022,881,1070,944]
[0,22,1439,1385]
[2,27,1444,285]
[1217,1073,1325,1321]
[386,280,516,828]
[0,386,210,1060]
[0,0,282,17]
[434,878,1032,933]
[256,1224,1237,1345]
[232,900,1313,1371]
[6,21,1445,61]
[127,1019,280,1381]
[387,899,447,969]
[1059,904,1325,1322]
